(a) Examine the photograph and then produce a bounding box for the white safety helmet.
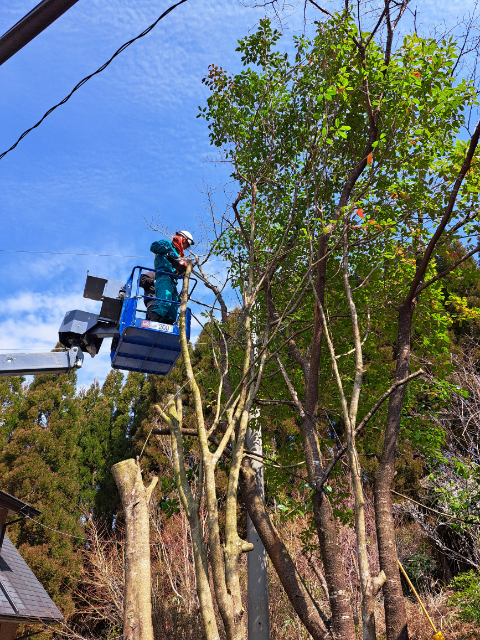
[176,230,195,246]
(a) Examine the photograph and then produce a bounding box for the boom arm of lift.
[0,347,85,377]
[0,273,125,378]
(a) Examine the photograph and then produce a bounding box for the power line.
[0,0,81,66]
[0,249,151,258]
[0,0,188,161]
[24,515,88,540]
[23,515,159,544]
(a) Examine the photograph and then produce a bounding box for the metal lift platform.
[0,265,195,378]
[111,266,193,376]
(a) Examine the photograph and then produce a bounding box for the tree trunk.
[311,485,356,639]
[112,458,157,640]
[162,397,221,640]
[300,411,355,637]
[240,458,331,640]
[301,235,355,640]
[374,303,413,640]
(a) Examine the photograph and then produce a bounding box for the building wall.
[0,621,18,639]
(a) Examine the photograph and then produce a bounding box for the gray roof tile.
[0,536,63,622]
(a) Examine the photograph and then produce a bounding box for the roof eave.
[0,613,64,624]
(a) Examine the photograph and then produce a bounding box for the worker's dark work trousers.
[146,306,173,325]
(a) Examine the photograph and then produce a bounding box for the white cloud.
[0,266,225,387]
[0,290,112,388]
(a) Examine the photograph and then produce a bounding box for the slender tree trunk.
[301,235,356,640]
[302,409,356,639]
[112,458,157,640]
[326,239,386,640]
[177,263,248,640]
[374,303,413,640]
[348,440,385,640]
[159,396,220,640]
[187,502,221,640]
[311,485,356,639]
[224,406,253,637]
[267,231,355,639]
[240,457,331,640]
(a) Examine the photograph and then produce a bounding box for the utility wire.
[0,0,188,162]
[23,515,160,545]
[24,515,88,540]
[0,249,151,258]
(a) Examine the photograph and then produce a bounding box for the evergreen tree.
[78,369,145,521]
[0,376,25,446]
[0,370,84,616]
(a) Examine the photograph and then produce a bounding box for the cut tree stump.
[112,458,157,640]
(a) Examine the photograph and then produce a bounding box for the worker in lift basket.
[147,230,195,324]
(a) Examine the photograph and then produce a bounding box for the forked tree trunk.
[112,458,157,640]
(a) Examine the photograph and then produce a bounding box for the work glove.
[166,252,188,274]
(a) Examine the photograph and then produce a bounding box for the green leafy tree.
[199,8,480,639]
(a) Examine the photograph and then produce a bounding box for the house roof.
[0,535,63,624]
[0,490,40,520]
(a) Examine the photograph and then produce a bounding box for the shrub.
[449,570,480,624]
[402,550,438,593]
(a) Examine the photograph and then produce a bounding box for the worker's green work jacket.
[150,240,180,323]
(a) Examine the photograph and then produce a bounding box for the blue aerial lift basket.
[0,265,196,379]
[111,266,196,376]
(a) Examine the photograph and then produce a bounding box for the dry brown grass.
[50,496,479,640]
[371,593,479,640]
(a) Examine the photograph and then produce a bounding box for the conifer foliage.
[0,370,84,616]
[0,368,145,616]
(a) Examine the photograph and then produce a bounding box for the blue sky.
[0,0,475,387]
[0,0,282,386]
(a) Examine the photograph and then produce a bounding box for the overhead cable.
[0,249,151,258]
[23,514,88,540]
[0,0,188,161]
[23,515,158,545]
